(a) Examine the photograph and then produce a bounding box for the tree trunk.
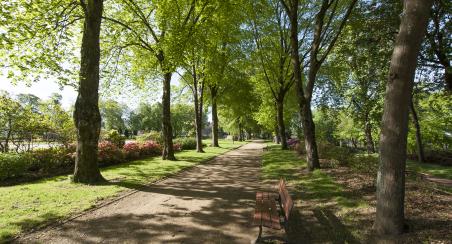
[4,118,12,153]
[374,0,432,237]
[276,99,288,150]
[162,72,176,160]
[73,0,105,184]
[409,97,425,163]
[210,86,219,147]
[192,66,204,153]
[364,114,375,153]
[274,122,280,144]
[301,99,320,170]
[445,67,452,92]
[284,0,320,171]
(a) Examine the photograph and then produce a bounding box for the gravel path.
[18,142,274,244]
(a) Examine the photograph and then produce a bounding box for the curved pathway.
[18,142,271,244]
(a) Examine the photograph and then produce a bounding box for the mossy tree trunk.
[73,0,105,184]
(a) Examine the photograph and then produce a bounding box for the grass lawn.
[407,160,452,180]
[262,144,452,243]
[261,144,369,242]
[0,139,246,241]
[262,144,366,208]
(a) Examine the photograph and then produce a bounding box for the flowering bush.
[140,141,162,156]
[98,141,125,166]
[123,141,141,159]
[287,138,300,150]
[173,143,182,152]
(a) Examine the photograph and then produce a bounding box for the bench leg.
[253,225,262,244]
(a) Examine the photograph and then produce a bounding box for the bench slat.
[253,192,281,230]
[278,179,294,221]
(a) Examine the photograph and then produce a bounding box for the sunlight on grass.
[0,139,246,241]
[407,160,452,180]
[262,145,370,241]
[262,145,367,208]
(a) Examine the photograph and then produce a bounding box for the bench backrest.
[278,179,294,221]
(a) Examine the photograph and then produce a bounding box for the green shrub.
[0,153,33,181]
[136,131,162,144]
[104,130,126,148]
[30,148,74,172]
[174,137,197,150]
[349,155,379,174]
[317,142,354,165]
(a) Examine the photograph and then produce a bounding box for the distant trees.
[249,0,295,150]
[0,92,75,152]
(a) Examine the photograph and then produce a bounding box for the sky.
[0,78,77,109]
[0,72,182,110]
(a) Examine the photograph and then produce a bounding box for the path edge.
[10,142,249,243]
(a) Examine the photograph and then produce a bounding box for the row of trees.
[1,0,449,239]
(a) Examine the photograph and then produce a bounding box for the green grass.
[407,160,452,180]
[262,145,366,209]
[0,139,246,241]
[354,153,452,180]
[262,145,369,242]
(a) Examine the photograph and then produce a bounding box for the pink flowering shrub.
[173,143,182,152]
[140,141,162,156]
[123,142,141,159]
[98,141,125,166]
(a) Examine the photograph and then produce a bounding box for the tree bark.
[192,68,204,153]
[283,0,320,171]
[276,99,288,150]
[193,80,204,152]
[162,72,176,160]
[374,0,432,237]
[364,114,375,153]
[409,97,425,163]
[210,85,219,147]
[445,67,452,92]
[4,118,12,153]
[73,0,105,184]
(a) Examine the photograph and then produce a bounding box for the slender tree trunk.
[284,0,320,170]
[276,99,288,150]
[274,121,280,144]
[192,65,204,153]
[374,0,432,237]
[210,86,219,147]
[4,119,12,153]
[445,67,452,92]
[162,72,176,160]
[409,97,426,163]
[364,114,375,153]
[73,0,105,184]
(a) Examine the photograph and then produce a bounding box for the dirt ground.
[17,142,283,244]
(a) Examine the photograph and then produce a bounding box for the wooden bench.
[252,179,294,243]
